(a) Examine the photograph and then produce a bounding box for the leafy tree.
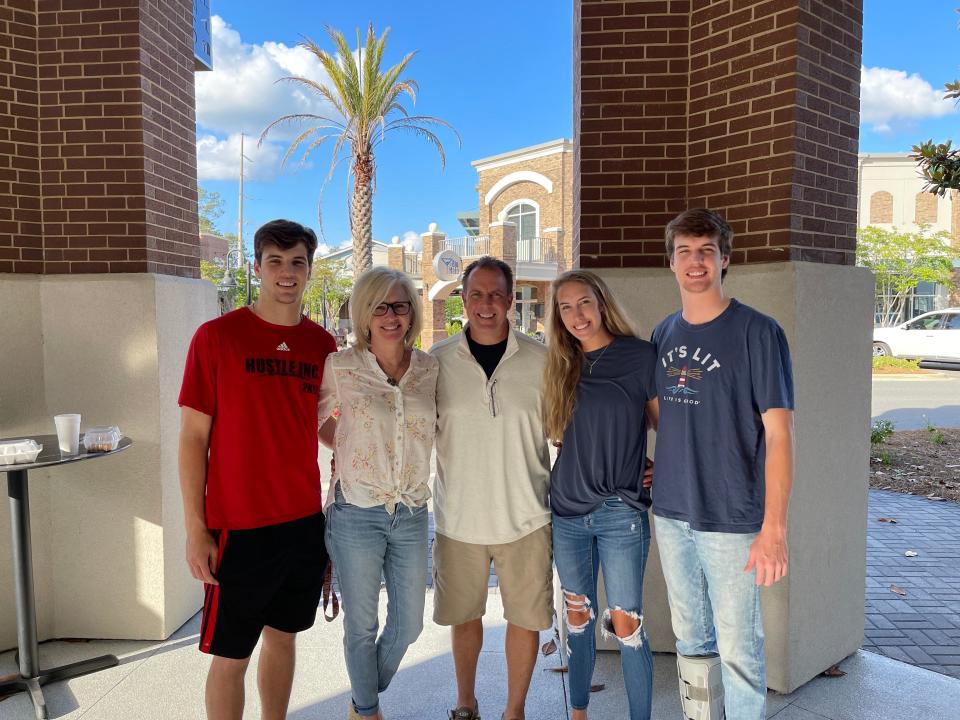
[856,225,959,326]
[444,295,463,324]
[913,9,960,195]
[260,24,459,274]
[302,258,353,329]
[198,185,225,234]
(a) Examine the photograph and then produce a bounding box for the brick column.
[387,236,404,271]
[0,1,212,649]
[419,226,448,349]
[575,0,861,270]
[543,226,564,269]
[575,0,872,694]
[1,0,200,276]
[489,220,517,325]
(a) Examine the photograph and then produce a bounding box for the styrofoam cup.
[54,414,81,454]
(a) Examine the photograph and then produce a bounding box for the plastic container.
[0,439,43,465]
[82,426,122,453]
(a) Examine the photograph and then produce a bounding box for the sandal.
[449,704,480,720]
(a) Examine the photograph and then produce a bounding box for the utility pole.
[238,134,252,305]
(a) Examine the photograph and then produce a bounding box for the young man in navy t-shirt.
[650,209,794,720]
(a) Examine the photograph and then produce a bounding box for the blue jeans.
[325,488,428,717]
[552,499,654,720]
[654,515,765,720]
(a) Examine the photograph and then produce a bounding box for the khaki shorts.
[432,524,554,631]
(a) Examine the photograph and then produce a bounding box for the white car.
[873,308,960,363]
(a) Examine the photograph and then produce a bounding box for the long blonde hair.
[543,270,638,441]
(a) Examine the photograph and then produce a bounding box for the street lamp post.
[217,249,241,315]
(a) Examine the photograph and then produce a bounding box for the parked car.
[873,308,960,363]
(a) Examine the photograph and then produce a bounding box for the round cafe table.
[0,433,131,720]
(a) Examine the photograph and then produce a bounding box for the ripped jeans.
[552,498,654,719]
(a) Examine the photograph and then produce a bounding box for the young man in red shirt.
[178,219,337,720]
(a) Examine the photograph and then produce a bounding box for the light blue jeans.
[325,487,428,717]
[654,515,765,720]
[552,498,654,719]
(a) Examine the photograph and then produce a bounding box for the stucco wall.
[0,274,216,646]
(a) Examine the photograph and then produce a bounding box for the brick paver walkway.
[865,489,960,679]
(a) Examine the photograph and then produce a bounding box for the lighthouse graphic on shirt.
[665,365,702,395]
[659,345,722,405]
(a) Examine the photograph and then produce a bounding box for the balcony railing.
[444,235,490,258]
[517,237,559,264]
[403,254,422,275]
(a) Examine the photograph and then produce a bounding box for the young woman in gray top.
[542,270,659,720]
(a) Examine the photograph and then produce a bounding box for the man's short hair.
[461,256,514,295]
[665,209,734,280]
[254,219,319,264]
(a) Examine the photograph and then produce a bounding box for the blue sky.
[196,1,959,253]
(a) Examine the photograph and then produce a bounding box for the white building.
[857,153,960,320]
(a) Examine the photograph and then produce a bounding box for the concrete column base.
[595,262,874,692]
[0,274,217,645]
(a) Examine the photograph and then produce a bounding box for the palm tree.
[260,24,459,273]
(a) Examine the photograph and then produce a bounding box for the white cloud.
[860,66,954,135]
[196,16,338,141]
[196,132,284,181]
[401,230,421,252]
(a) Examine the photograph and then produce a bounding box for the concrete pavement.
[3,590,960,719]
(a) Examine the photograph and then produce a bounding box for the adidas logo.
[276,342,291,352]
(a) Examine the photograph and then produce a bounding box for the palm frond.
[380,123,448,168]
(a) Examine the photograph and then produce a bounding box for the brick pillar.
[575,0,861,270]
[1,0,200,276]
[419,226,448,349]
[543,226,564,269]
[575,0,873,694]
[489,220,517,326]
[387,236,404,271]
[0,1,213,648]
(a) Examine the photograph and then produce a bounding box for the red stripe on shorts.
[200,529,229,653]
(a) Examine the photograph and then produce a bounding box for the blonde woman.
[319,267,439,720]
[543,270,658,720]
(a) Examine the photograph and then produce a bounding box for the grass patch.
[872,356,923,373]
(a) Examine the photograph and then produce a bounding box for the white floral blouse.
[318,346,439,513]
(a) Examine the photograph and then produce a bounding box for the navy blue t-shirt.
[550,335,658,517]
[650,299,794,533]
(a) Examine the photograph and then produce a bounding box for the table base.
[0,653,118,719]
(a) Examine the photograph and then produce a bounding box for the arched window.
[915,192,938,225]
[505,202,538,241]
[869,191,893,224]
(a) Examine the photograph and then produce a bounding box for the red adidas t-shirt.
[178,307,337,530]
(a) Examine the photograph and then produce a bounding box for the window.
[505,202,538,242]
[906,314,943,330]
[944,314,960,330]
[869,191,893,224]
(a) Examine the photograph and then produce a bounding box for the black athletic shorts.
[199,511,328,659]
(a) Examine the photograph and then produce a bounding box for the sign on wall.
[194,0,212,71]
[433,250,462,282]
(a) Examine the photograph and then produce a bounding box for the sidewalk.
[3,590,960,719]
[865,489,960,679]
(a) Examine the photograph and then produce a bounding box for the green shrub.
[871,419,895,445]
[872,356,922,371]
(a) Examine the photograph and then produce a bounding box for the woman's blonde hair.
[349,267,422,352]
[543,270,638,441]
